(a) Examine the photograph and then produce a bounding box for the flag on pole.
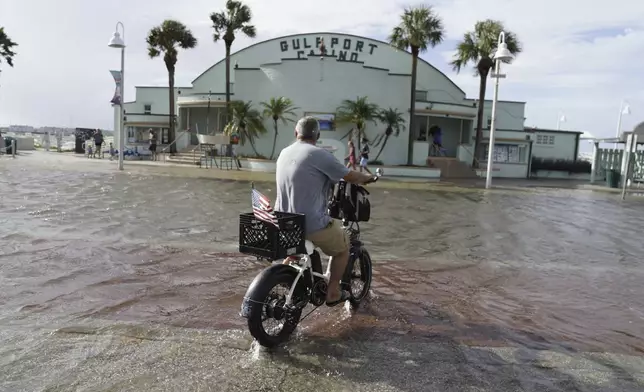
[251,187,278,226]
[110,70,122,105]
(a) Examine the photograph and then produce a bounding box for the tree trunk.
[357,125,362,154]
[340,128,353,140]
[249,137,261,157]
[374,134,390,161]
[472,57,493,167]
[269,120,278,160]
[168,67,176,154]
[407,47,419,166]
[224,42,232,124]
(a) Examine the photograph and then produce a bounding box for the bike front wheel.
[247,272,306,348]
[348,248,373,307]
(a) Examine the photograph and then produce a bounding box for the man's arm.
[343,170,375,185]
[313,148,376,184]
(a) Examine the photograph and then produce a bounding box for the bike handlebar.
[365,167,384,184]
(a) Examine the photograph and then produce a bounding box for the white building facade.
[116,32,578,172]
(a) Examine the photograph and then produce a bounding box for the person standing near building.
[149,129,158,161]
[43,131,51,152]
[359,137,372,174]
[93,129,104,158]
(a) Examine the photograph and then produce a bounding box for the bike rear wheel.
[247,272,306,348]
[348,248,373,307]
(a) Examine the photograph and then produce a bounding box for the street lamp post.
[614,100,630,149]
[485,32,514,189]
[108,22,126,170]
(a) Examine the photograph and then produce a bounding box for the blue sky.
[1,0,643,145]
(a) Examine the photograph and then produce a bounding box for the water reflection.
[0,155,643,391]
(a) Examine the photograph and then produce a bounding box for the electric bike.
[239,170,381,348]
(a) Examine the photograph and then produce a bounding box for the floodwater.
[1,152,644,392]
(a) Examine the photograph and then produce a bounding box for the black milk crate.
[239,212,307,260]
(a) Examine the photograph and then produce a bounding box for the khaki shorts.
[307,219,349,257]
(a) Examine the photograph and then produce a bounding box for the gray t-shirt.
[275,141,350,234]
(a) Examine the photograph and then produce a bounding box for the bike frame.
[283,220,362,306]
[283,245,330,306]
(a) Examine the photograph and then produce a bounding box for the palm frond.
[388,5,444,52]
[450,19,522,74]
[210,0,256,43]
[0,27,18,68]
[146,20,197,68]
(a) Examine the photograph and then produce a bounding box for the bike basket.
[238,212,307,260]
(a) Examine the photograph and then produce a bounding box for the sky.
[1,0,643,143]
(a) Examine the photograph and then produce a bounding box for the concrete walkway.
[10,150,639,195]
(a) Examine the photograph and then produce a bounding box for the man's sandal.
[326,290,351,307]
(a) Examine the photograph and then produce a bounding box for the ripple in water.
[1,154,643,391]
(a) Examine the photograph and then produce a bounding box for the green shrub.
[531,158,591,174]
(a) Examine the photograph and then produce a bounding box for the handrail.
[458,143,482,168]
[161,129,190,163]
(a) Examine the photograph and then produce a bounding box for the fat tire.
[247,272,305,348]
[349,248,373,308]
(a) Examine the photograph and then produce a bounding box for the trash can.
[4,137,15,154]
[606,169,621,188]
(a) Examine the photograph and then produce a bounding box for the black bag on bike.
[328,181,371,222]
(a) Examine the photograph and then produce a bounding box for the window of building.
[536,134,556,145]
[144,104,152,114]
[161,128,169,144]
[414,90,428,101]
[487,117,492,128]
[483,143,527,164]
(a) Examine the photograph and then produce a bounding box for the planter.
[242,158,276,172]
[532,170,590,180]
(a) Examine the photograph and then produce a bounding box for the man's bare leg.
[326,249,349,302]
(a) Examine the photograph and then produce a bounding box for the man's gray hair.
[295,116,320,140]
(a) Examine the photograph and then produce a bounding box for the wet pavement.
[1,152,643,391]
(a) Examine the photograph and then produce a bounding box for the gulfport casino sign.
[278,35,378,63]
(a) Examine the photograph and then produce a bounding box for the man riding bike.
[275,116,377,307]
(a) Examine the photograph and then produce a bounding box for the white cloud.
[0,0,643,140]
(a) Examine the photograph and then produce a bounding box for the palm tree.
[0,27,18,73]
[335,96,380,152]
[389,5,444,165]
[451,20,522,167]
[210,0,257,115]
[224,100,267,157]
[372,108,406,162]
[260,97,299,160]
[146,20,197,154]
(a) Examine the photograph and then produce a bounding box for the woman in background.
[346,139,356,169]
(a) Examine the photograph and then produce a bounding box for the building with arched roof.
[118,32,547,172]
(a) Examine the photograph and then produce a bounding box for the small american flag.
[252,187,279,226]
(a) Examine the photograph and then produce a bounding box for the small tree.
[451,20,522,167]
[224,100,266,157]
[210,0,256,115]
[335,96,380,152]
[260,97,299,160]
[372,108,406,162]
[146,20,198,153]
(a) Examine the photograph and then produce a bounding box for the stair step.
[427,157,478,179]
